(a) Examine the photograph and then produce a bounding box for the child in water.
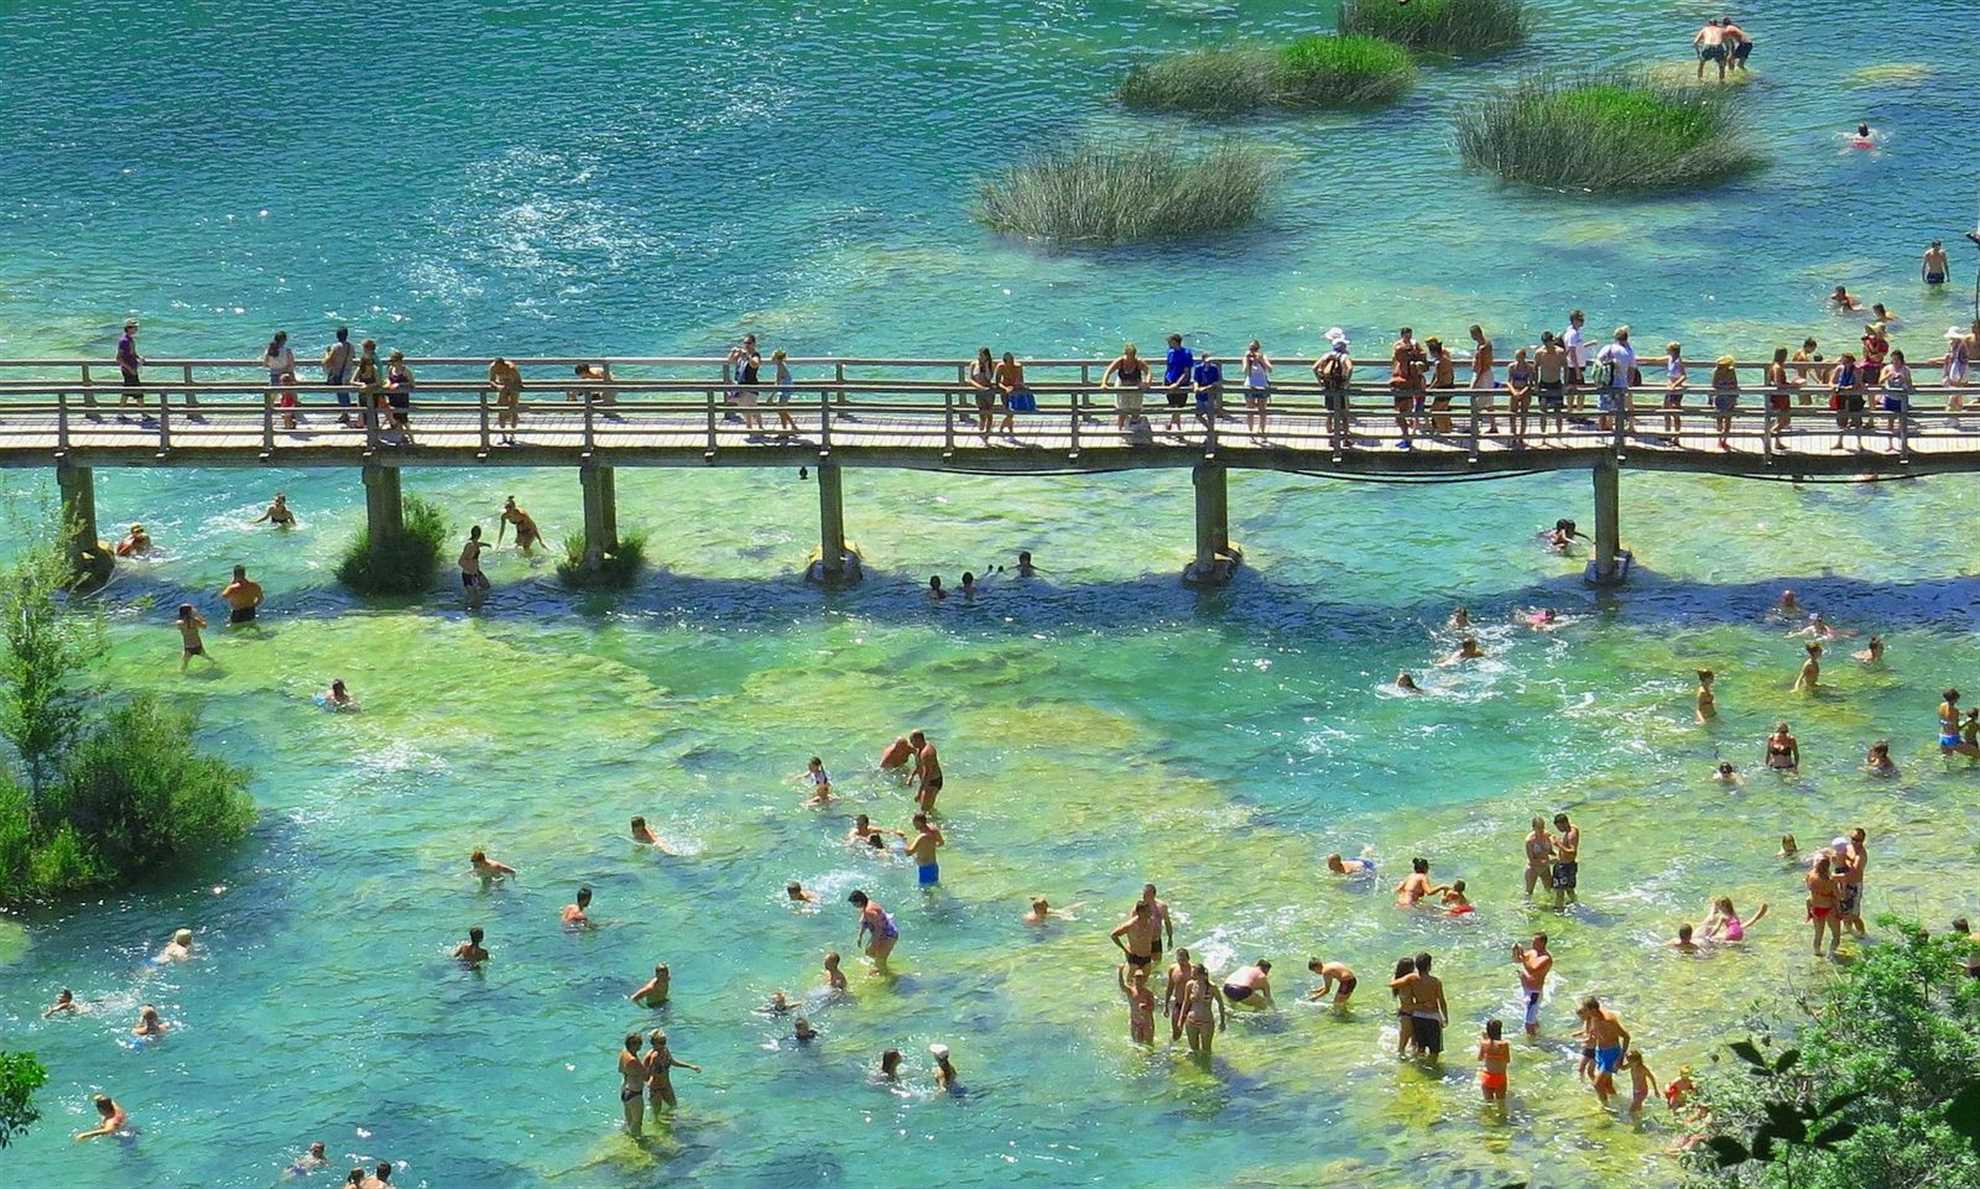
[1625,1049,1662,1119]
[1477,1018,1510,1102]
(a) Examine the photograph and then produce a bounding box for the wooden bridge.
[1,353,1971,585]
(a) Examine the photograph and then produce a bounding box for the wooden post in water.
[362,462,404,550]
[1183,462,1237,586]
[54,460,110,588]
[1589,456,1624,585]
[579,463,619,570]
[809,460,860,584]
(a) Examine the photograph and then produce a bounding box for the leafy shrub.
[974,138,1277,246]
[556,529,649,589]
[0,1051,47,1149]
[52,696,253,879]
[335,492,450,595]
[1119,36,1413,114]
[1457,73,1763,192]
[1338,0,1528,53]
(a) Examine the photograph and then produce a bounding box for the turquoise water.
[4,1,1980,1185]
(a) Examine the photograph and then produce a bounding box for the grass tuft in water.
[1119,36,1414,114]
[556,529,649,589]
[1455,72,1764,192]
[973,139,1276,246]
[1337,0,1528,53]
[334,493,449,596]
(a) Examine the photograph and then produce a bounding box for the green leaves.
[0,1051,47,1149]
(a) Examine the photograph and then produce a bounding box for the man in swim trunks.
[453,925,489,966]
[1110,899,1159,970]
[1389,328,1426,446]
[905,813,944,887]
[1402,951,1448,1058]
[1693,17,1729,81]
[1223,959,1274,1008]
[1534,331,1568,435]
[1138,883,1175,963]
[1551,813,1580,909]
[1305,958,1357,1005]
[1327,852,1376,876]
[470,849,515,883]
[496,496,545,555]
[907,730,943,812]
[1513,933,1553,1035]
[562,886,593,927]
[459,526,491,605]
[1838,828,1869,938]
[1721,16,1752,71]
[1178,964,1226,1059]
[220,565,264,625]
[879,735,914,771]
[1583,996,1631,1106]
[1163,946,1198,1038]
[488,357,524,446]
[630,963,670,1007]
[1924,240,1950,285]
[848,889,898,972]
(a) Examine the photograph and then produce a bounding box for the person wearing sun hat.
[1314,328,1354,445]
[1859,321,1889,385]
[929,1043,958,1090]
[1710,355,1740,451]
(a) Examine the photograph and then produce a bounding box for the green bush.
[1685,918,1980,1186]
[0,509,103,802]
[1457,73,1763,192]
[556,529,649,589]
[0,1051,47,1150]
[974,138,1277,246]
[1119,36,1413,114]
[334,492,450,595]
[52,696,253,879]
[1338,0,1528,52]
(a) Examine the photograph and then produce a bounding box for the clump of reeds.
[1337,0,1528,53]
[1118,35,1414,114]
[973,138,1276,246]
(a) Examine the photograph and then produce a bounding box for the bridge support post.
[1183,463,1241,586]
[1588,456,1627,586]
[807,461,861,584]
[579,463,619,571]
[362,462,404,550]
[54,461,111,589]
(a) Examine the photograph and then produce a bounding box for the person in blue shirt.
[1191,353,1224,436]
[1163,333,1196,435]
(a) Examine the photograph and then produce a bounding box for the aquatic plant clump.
[556,529,649,589]
[1455,74,1764,192]
[973,139,1277,246]
[1118,36,1413,114]
[334,493,450,595]
[1337,0,1528,53]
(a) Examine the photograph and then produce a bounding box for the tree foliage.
[0,1050,48,1149]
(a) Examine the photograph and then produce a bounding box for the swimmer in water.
[470,850,516,883]
[930,1044,959,1091]
[1712,762,1741,785]
[1695,669,1717,723]
[131,1004,167,1038]
[1526,608,1564,631]
[1394,672,1421,692]
[176,604,212,671]
[1449,606,1470,630]
[1778,834,1798,860]
[631,964,671,1006]
[823,951,848,991]
[1865,739,1897,775]
[323,678,358,710]
[879,735,914,771]
[1479,1019,1511,1104]
[1395,856,1433,907]
[1775,588,1800,616]
[761,990,794,1014]
[645,1029,702,1112]
[1940,688,1963,753]
[849,890,898,973]
[1792,642,1822,693]
[43,988,79,1017]
[251,492,297,527]
[1667,923,1705,954]
[73,1094,128,1142]
[116,522,152,557]
[785,881,819,904]
[1306,959,1358,1005]
[793,1016,818,1043]
[1848,122,1876,148]
[1222,959,1275,1010]
[157,928,195,963]
[630,816,662,847]
[496,496,546,556]
[1023,896,1080,923]
[561,886,593,927]
[1701,897,1768,942]
[453,926,489,966]
[1432,879,1474,916]
[1327,852,1376,876]
[797,756,832,803]
[1765,721,1800,771]
[1443,638,1484,665]
[1853,634,1885,664]
[1830,285,1863,311]
[288,1141,329,1175]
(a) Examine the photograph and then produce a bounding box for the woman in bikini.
[1695,669,1717,723]
[1765,721,1799,772]
[1522,816,1554,897]
[1394,856,1433,907]
[1103,343,1147,437]
[1425,337,1456,433]
[1806,854,1841,957]
[1792,641,1821,693]
[968,346,996,440]
[617,1032,647,1136]
[1388,956,1419,1056]
[644,1029,701,1111]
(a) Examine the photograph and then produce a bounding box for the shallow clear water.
[2,1,1978,1185]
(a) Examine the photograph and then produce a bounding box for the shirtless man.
[1583,997,1631,1106]
[1164,947,1198,1038]
[1522,816,1555,897]
[907,730,943,812]
[1024,896,1080,924]
[1395,856,1433,907]
[458,526,491,605]
[496,496,545,555]
[1110,900,1159,971]
[453,926,489,966]
[1326,852,1376,876]
[1534,332,1568,435]
[1117,964,1157,1044]
[1305,958,1357,1006]
[562,886,593,927]
[488,358,524,446]
[1513,934,1553,1036]
[251,493,296,527]
[43,988,79,1017]
[1178,964,1227,1059]
[132,1004,167,1038]
[73,1094,128,1142]
[631,816,663,846]
[1693,16,1729,81]
[470,849,515,883]
[786,881,819,904]
[1389,327,1426,445]
[630,963,671,1007]
[216,565,264,625]
[879,735,914,771]
[849,890,898,972]
[1138,884,1175,964]
[157,928,195,963]
[1409,952,1448,1058]
[1840,827,1869,938]
[1668,923,1705,954]
[1551,813,1580,909]
[1720,15,1752,72]
[646,1030,700,1111]
[1924,240,1951,286]
[1223,959,1275,1009]
[904,813,945,887]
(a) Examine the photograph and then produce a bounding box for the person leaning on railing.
[354,339,383,432]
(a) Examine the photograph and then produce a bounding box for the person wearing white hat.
[929,1044,958,1090]
[1313,331,1354,447]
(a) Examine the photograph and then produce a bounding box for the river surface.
[2,1,1977,1185]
